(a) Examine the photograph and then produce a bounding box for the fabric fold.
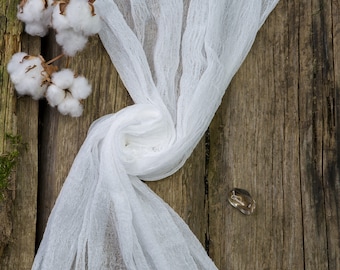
[33,105,217,269]
[33,0,279,269]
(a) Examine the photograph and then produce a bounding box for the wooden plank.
[208,0,340,269]
[298,0,333,268]
[0,0,18,260]
[0,0,39,269]
[321,1,340,268]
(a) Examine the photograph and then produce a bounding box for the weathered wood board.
[0,0,339,269]
[0,1,39,269]
[208,1,340,269]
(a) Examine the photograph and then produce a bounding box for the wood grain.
[0,1,39,269]
[208,0,340,269]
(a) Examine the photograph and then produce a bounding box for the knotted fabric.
[33,0,279,269]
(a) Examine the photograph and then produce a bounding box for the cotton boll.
[7,53,48,99]
[55,29,88,56]
[70,76,92,100]
[58,93,83,117]
[51,69,75,89]
[17,0,53,36]
[66,0,101,36]
[52,0,99,56]
[46,84,66,107]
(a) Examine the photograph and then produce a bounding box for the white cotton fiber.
[66,0,101,36]
[13,77,46,99]
[56,29,88,56]
[51,69,75,89]
[58,93,83,117]
[17,0,53,37]
[46,85,66,107]
[25,21,49,37]
[52,2,71,32]
[7,52,28,74]
[51,0,101,56]
[17,0,45,23]
[15,76,47,100]
[7,53,47,99]
[70,76,92,100]
[40,0,54,28]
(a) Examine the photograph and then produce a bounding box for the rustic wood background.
[1,0,339,269]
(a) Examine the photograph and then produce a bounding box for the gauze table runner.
[33,0,279,269]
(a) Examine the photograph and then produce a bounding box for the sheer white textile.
[33,0,279,269]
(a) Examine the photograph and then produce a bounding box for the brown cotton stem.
[46,54,65,65]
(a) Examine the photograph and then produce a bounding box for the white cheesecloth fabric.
[33,0,279,269]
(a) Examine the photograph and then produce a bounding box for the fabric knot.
[108,104,176,176]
